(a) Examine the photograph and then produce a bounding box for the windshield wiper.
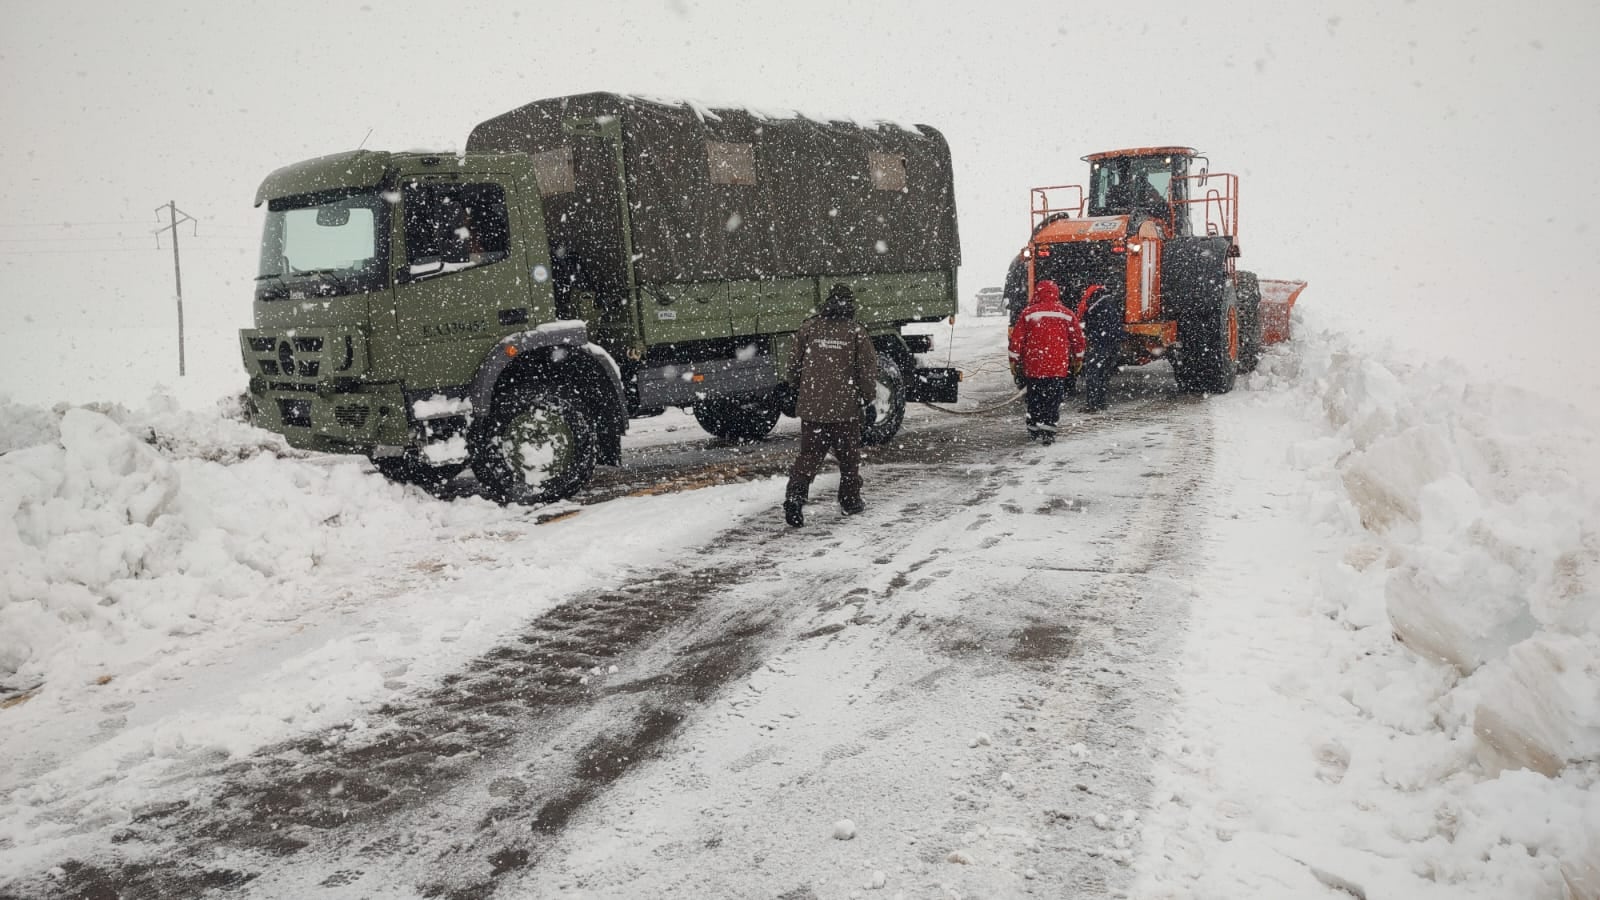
[293,268,355,294]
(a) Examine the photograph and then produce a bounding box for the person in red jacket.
[1008,279,1086,444]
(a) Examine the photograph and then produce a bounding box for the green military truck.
[239,93,961,504]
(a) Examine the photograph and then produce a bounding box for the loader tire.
[1236,271,1263,374]
[1175,287,1239,395]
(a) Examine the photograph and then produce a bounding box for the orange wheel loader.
[1020,147,1305,393]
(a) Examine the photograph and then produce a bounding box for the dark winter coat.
[1003,254,1029,325]
[786,307,877,423]
[1080,284,1126,348]
[1008,281,1086,379]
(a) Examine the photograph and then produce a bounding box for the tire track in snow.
[489,397,1217,897]
[7,376,1202,900]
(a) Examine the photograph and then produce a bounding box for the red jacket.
[1009,281,1086,379]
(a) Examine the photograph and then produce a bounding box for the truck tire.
[370,452,465,488]
[1174,287,1239,395]
[1236,271,1263,374]
[692,396,781,442]
[470,385,596,504]
[861,352,907,446]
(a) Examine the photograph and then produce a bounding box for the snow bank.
[1253,321,1600,895]
[0,391,453,693]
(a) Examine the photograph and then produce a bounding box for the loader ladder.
[1173,170,1239,245]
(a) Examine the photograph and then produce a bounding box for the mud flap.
[906,367,959,403]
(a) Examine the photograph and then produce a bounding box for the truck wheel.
[1236,271,1263,374]
[692,396,781,442]
[1175,288,1239,395]
[471,386,596,504]
[861,352,907,446]
[370,452,465,488]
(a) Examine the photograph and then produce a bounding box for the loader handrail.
[1173,171,1239,243]
[1030,184,1086,227]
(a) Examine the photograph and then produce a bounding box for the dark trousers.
[1085,343,1117,410]
[1024,377,1068,436]
[786,420,863,507]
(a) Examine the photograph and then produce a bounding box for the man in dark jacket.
[1080,283,1125,413]
[1008,280,1085,444]
[1002,253,1029,326]
[782,284,879,527]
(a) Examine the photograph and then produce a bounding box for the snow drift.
[0,392,472,693]
[1263,325,1600,896]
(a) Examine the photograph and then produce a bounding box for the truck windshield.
[256,189,389,300]
[1087,157,1177,218]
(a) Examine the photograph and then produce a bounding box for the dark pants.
[1024,377,1068,437]
[1084,343,1117,411]
[786,420,863,508]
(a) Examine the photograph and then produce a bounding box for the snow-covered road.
[3,313,1596,900]
[10,359,1215,899]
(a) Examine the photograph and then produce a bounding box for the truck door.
[390,174,530,388]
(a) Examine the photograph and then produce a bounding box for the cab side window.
[402,181,511,274]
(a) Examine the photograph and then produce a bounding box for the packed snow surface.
[1,306,1596,897]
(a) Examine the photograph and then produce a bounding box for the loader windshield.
[255,189,390,301]
[1088,156,1177,218]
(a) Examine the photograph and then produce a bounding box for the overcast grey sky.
[2,0,1597,404]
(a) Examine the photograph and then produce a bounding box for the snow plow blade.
[1257,279,1307,345]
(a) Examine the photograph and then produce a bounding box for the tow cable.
[918,387,1026,416]
[913,317,1029,415]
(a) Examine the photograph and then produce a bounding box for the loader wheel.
[1236,271,1263,374]
[861,352,907,446]
[370,452,465,488]
[1175,288,1239,395]
[471,385,596,504]
[693,396,781,443]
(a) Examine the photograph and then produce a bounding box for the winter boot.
[783,481,809,527]
[841,498,866,516]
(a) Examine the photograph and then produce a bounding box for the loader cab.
[1085,147,1196,237]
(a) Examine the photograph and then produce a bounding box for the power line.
[0,220,154,228]
[0,235,232,243]
[0,247,203,256]
[0,246,255,255]
[0,235,254,241]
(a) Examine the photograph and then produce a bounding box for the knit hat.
[821,283,856,319]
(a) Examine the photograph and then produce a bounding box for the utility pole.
[153,202,196,375]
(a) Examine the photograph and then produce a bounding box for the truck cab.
[241,149,628,500]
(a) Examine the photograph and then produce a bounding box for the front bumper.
[239,326,409,452]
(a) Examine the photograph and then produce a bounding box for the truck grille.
[258,359,321,378]
[334,405,370,428]
[242,330,362,385]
